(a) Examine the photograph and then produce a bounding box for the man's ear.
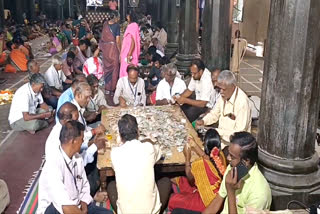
[243,158,251,168]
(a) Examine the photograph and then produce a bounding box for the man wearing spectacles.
[196,70,251,143]
[174,59,214,122]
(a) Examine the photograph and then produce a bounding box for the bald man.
[113,65,146,107]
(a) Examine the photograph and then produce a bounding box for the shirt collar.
[59,145,72,165]
[243,162,258,183]
[28,83,37,97]
[72,99,85,113]
[227,87,238,105]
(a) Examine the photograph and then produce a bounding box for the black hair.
[79,39,87,46]
[230,132,258,165]
[108,10,119,20]
[6,41,13,51]
[59,121,85,145]
[127,10,138,23]
[84,38,91,47]
[87,74,99,86]
[204,129,221,155]
[13,37,24,45]
[57,102,77,121]
[126,65,139,73]
[147,46,157,55]
[67,51,75,60]
[118,114,139,142]
[191,59,206,71]
[151,53,162,64]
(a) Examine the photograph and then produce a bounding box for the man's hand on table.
[94,136,107,150]
[174,96,186,105]
[93,124,106,135]
[80,201,88,214]
[195,119,204,127]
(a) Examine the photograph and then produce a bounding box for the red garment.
[99,21,120,92]
[168,160,222,212]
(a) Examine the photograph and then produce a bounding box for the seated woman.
[4,39,28,73]
[168,129,227,212]
[47,29,62,55]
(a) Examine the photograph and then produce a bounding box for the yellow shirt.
[203,87,251,142]
[219,163,272,214]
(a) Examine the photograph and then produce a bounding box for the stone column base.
[259,148,320,210]
[175,53,200,77]
[165,43,178,59]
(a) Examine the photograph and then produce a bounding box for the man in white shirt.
[107,114,171,214]
[174,59,214,122]
[156,63,186,105]
[44,55,72,92]
[8,73,54,134]
[113,66,146,107]
[196,70,251,142]
[38,120,112,214]
[45,102,107,197]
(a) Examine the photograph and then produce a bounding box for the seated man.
[107,114,171,214]
[38,120,112,214]
[174,59,214,122]
[146,55,163,92]
[210,68,221,109]
[156,63,186,105]
[86,74,108,124]
[62,51,76,81]
[44,55,72,92]
[56,74,87,121]
[151,37,164,55]
[172,132,272,214]
[27,59,61,109]
[45,102,107,196]
[8,73,54,134]
[196,70,251,142]
[113,65,146,107]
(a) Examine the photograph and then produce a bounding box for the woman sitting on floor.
[168,129,227,212]
[47,29,62,55]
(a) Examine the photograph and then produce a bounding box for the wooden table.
[97,105,203,191]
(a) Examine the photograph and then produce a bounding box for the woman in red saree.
[168,129,227,212]
[99,11,121,94]
[119,10,141,78]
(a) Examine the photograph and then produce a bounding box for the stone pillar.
[160,0,168,31]
[120,0,127,22]
[175,0,200,76]
[0,0,4,28]
[202,0,231,71]
[258,0,320,209]
[165,0,179,58]
[29,0,36,21]
[14,0,24,24]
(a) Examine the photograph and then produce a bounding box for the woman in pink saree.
[119,10,141,78]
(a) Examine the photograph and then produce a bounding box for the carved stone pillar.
[175,0,200,76]
[165,0,179,58]
[202,0,231,71]
[258,0,320,209]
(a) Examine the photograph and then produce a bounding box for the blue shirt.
[56,88,74,122]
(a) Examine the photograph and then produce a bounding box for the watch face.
[129,0,139,7]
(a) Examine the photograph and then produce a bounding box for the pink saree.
[119,22,141,78]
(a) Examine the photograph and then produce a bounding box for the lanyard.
[90,98,97,112]
[128,78,138,102]
[79,110,86,126]
[59,147,79,192]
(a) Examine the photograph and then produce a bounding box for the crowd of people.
[5,8,272,214]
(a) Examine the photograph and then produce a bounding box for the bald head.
[58,102,79,124]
